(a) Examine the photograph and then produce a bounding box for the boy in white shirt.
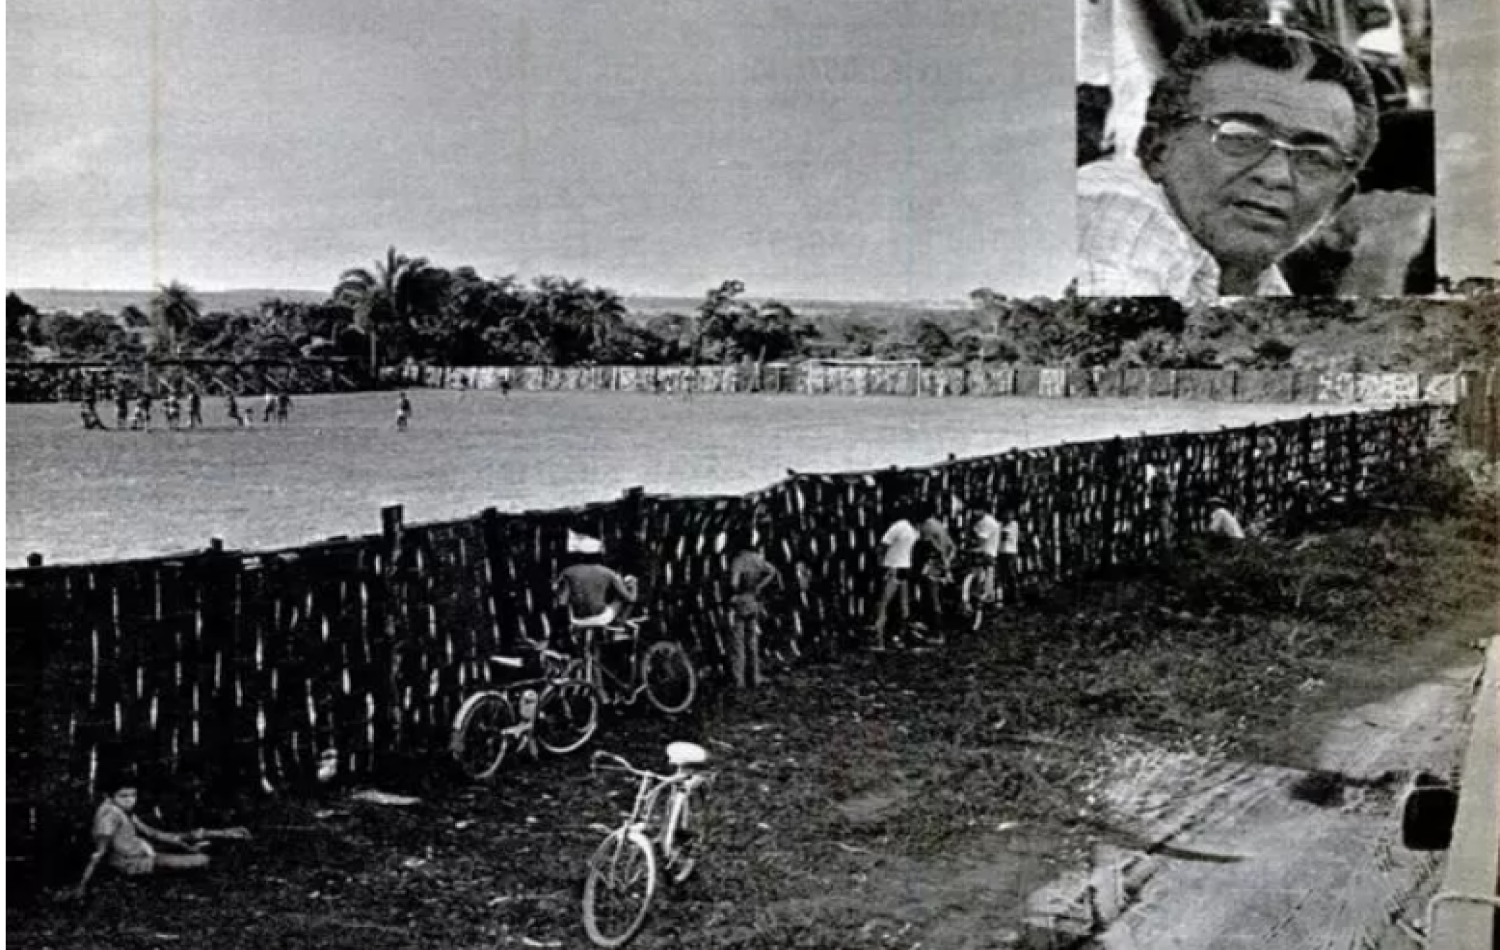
[970,505,1002,603]
[872,506,919,650]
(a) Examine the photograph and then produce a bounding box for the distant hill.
[625,295,972,321]
[9,288,329,314]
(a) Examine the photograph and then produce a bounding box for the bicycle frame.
[506,688,542,756]
[577,621,652,707]
[452,647,594,776]
[593,752,709,866]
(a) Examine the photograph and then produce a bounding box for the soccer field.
[6,390,1351,566]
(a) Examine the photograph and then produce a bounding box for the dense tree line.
[7,251,1498,374]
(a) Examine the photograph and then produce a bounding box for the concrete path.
[1026,664,1478,948]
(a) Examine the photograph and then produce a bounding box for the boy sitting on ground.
[75,774,210,898]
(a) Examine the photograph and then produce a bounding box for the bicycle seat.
[666,741,708,768]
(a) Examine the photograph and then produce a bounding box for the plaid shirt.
[1077,157,1291,303]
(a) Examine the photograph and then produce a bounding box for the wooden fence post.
[1242,424,1258,521]
[1299,414,1314,480]
[380,504,406,752]
[1100,438,1122,569]
[619,486,647,586]
[1343,414,1362,498]
[479,507,508,653]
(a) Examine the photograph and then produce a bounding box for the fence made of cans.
[4,402,1449,868]
[396,362,1466,404]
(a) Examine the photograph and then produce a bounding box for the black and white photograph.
[6,0,1499,948]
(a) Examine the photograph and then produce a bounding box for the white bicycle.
[581,743,715,948]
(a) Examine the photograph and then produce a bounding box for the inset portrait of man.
[1076,14,1435,301]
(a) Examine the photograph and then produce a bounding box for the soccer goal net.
[799,358,923,395]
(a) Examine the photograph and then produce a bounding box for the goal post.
[798,358,924,396]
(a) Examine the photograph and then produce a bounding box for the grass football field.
[7,390,1346,566]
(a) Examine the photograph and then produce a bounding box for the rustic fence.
[397,363,1466,404]
[5,357,366,403]
[5,403,1450,871]
[1454,368,1500,459]
[10,360,1476,406]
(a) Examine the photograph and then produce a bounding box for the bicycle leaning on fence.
[581,743,716,948]
[449,647,601,782]
[573,613,698,716]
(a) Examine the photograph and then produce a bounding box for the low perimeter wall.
[395,364,1468,404]
[5,403,1449,864]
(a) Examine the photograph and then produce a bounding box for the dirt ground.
[9,499,1496,950]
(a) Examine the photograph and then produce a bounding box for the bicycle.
[449,647,600,782]
[955,548,999,633]
[574,614,698,716]
[581,743,715,948]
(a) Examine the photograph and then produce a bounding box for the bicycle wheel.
[959,572,986,633]
[450,692,514,782]
[582,828,658,948]
[665,788,708,885]
[641,641,697,714]
[534,679,599,756]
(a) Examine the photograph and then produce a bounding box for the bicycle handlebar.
[590,750,659,780]
[590,749,706,784]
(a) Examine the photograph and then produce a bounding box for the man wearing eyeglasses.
[1076,20,1428,301]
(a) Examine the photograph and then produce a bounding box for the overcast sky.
[7,0,1075,302]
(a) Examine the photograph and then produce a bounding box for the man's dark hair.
[1142,20,1380,167]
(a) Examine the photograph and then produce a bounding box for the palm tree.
[578,285,627,358]
[150,280,202,357]
[528,275,619,364]
[696,280,749,363]
[334,246,441,375]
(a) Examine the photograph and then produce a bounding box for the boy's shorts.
[109,848,156,876]
[729,592,764,620]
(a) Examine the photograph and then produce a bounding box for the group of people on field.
[81,389,294,431]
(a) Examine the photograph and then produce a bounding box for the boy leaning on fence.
[725,511,782,691]
[968,502,1002,603]
[553,531,639,660]
[912,502,956,641]
[871,504,919,651]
